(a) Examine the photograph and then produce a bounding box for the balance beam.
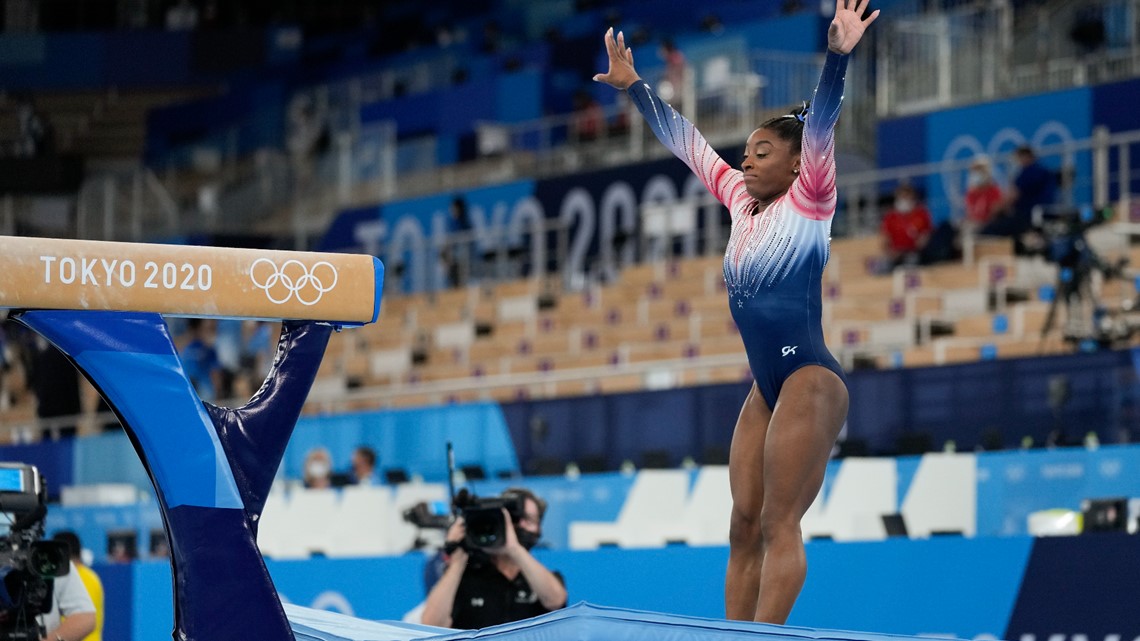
[0,236,383,324]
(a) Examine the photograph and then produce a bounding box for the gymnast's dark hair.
[758,100,810,154]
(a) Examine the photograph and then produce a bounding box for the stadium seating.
[297,230,1109,412]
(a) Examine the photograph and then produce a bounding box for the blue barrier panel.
[283,403,520,483]
[105,31,192,86]
[1092,76,1140,202]
[123,538,1043,641]
[718,12,825,54]
[62,404,517,494]
[876,87,1093,223]
[876,114,927,175]
[795,536,1033,637]
[976,444,1140,537]
[495,69,542,123]
[324,153,711,291]
[1006,533,1140,639]
[321,179,537,291]
[96,562,134,641]
[50,444,1140,565]
[501,349,1136,469]
[924,88,1092,224]
[0,33,105,89]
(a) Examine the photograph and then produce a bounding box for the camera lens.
[463,507,505,549]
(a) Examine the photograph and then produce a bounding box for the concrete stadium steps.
[304,242,1113,406]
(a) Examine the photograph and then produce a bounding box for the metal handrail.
[311,352,751,412]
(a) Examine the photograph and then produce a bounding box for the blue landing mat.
[288,602,968,641]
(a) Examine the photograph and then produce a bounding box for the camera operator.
[33,540,95,641]
[420,488,567,629]
[50,532,101,641]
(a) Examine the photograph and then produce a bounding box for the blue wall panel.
[1092,77,1140,202]
[503,394,614,473]
[876,87,1094,222]
[500,348,1140,468]
[95,562,134,641]
[120,537,1048,641]
[1005,533,1140,639]
[495,69,543,123]
[925,88,1092,223]
[876,114,927,175]
[795,537,1033,637]
[284,403,519,482]
[976,445,1140,538]
[718,13,825,54]
[609,389,700,468]
[0,34,105,88]
[46,445,1140,563]
[105,32,191,86]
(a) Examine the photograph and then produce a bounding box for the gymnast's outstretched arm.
[593,28,744,210]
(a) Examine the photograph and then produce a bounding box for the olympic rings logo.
[249,258,339,306]
[940,120,1075,207]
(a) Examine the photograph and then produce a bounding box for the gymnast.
[593,0,879,624]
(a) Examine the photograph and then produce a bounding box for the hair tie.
[796,100,809,122]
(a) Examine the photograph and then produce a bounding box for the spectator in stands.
[213,319,243,400]
[27,335,82,440]
[235,320,274,397]
[443,196,474,287]
[52,531,104,641]
[593,0,877,624]
[179,318,220,401]
[302,446,334,489]
[782,0,807,14]
[1070,6,1106,54]
[37,528,96,641]
[880,183,934,268]
[421,488,566,629]
[351,445,380,485]
[981,145,1056,252]
[165,0,199,31]
[658,39,689,106]
[570,90,605,142]
[16,99,51,158]
[963,155,1003,232]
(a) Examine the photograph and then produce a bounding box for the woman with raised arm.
[593,0,879,624]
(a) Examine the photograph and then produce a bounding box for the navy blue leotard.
[628,52,850,409]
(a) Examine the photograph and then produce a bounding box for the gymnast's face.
[741,128,801,206]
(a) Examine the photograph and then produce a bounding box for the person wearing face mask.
[301,447,334,489]
[420,488,567,629]
[880,183,933,268]
[964,156,1003,231]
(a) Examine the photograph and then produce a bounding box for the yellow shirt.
[74,563,104,641]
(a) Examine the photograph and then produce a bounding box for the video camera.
[401,489,525,552]
[452,489,525,551]
[400,443,531,553]
[1030,204,1121,272]
[0,464,70,641]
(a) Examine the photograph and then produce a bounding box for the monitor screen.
[0,468,24,493]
